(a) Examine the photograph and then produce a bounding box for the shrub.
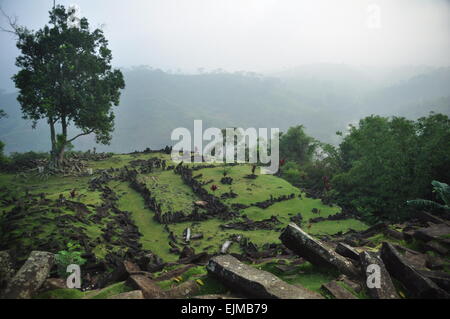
[55,242,87,278]
[8,151,49,169]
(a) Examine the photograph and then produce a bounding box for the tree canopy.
[12,5,125,166]
[331,113,450,221]
[279,125,317,164]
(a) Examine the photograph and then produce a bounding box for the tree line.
[279,113,450,222]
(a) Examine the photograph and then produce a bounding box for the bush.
[0,141,8,168]
[8,151,49,169]
[55,243,87,278]
[280,161,304,186]
[331,113,450,222]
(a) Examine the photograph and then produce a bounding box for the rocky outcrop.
[321,281,357,299]
[127,274,200,299]
[413,224,450,242]
[165,280,200,299]
[1,251,54,299]
[280,223,359,278]
[359,251,399,299]
[0,251,15,291]
[154,264,197,282]
[126,275,164,299]
[40,278,67,292]
[193,294,241,299]
[417,270,450,293]
[335,242,360,261]
[221,216,281,231]
[206,255,323,299]
[380,242,450,299]
[108,290,144,299]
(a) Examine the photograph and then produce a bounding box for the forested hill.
[1,65,449,154]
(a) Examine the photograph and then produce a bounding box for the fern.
[407,180,450,213]
[431,180,450,206]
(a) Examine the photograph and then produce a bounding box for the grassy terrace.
[0,152,369,296]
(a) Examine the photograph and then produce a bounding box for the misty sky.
[0,0,449,91]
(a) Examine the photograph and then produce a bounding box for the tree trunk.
[57,146,66,167]
[49,118,58,168]
[57,117,68,167]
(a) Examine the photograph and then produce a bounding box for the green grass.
[196,165,300,205]
[0,152,369,263]
[336,280,368,299]
[88,281,132,299]
[34,288,86,299]
[87,153,171,171]
[256,259,338,295]
[1,152,372,299]
[155,265,207,290]
[113,181,178,262]
[141,170,204,215]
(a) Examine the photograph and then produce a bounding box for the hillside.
[0,151,370,297]
[1,65,449,154]
[0,151,367,262]
[1,151,449,299]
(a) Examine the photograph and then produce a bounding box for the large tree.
[12,5,125,166]
[279,125,317,164]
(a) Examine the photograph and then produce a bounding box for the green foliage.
[407,180,450,213]
[0,141,7,168]
[0,110,7,168]
[279,125,317,164]
[280,161,304,186]
[7,151,49,169]
[12,5,125,164]
[34,288,86,299]
[331,113,450,222]
[89,282,132,299]
[55,242,86,278]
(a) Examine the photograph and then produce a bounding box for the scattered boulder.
[126,275,164,299]
[191,233,204,240]
[380,242,449,299]
[108,290,144,299]
[413,224,450,242]
[289,213,303,225]
[337,275,362,293]
[384,228,404,240]
[194,201,208,208]
[0,251,15,291]
[359,251,399,299]
[193,294,241,299]
[321,280,357,299]
[206,255,323,299]
[221,240,233,254]
[425,254,446,271]
[1,251,54,299]
[221,216,280,231]
[139,253,165,273]
[424,241,448,256]
[417,212,450,226]
[359,223,388,238]
[165,280,200,299]
[40,278,67,292]
[155,264,197,282]
[97,260,143,288]
[180,246,195,260]
[417,270,450,293]
[335,242,360,261]
[280,223,359,278]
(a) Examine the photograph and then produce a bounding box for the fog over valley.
[0,0,449,153]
